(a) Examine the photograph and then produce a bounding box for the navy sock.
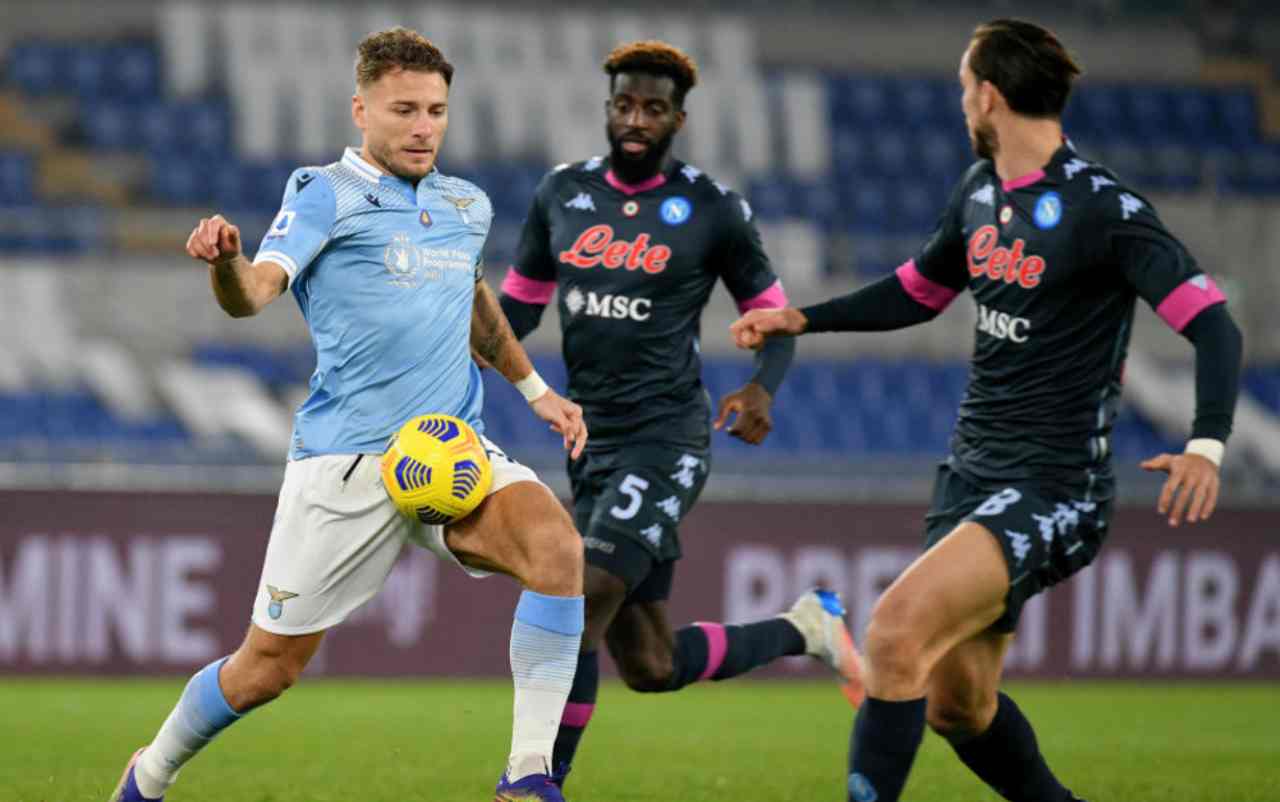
[847,696,927,802]
[550,650,598,785]
[950,692,1074,802]
[666,619,805,691]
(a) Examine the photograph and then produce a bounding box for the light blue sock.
[507,590,584,781]
[135,656,243,797]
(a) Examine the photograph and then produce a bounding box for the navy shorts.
[924,463,1113,632]
[567,443,710,604]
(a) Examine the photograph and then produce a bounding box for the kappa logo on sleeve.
[265,210,295,239]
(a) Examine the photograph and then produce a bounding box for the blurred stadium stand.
[0,1,1277,501]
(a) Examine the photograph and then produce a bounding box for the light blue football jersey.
[254,147,491,459]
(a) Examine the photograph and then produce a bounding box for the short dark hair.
[603,40,699,107]
[356,27,454,88]
[968,19,1082,118]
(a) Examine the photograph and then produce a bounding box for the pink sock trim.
[561,702,595,728]
[696,622,728,681]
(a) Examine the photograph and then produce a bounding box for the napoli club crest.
[660,196,692,225]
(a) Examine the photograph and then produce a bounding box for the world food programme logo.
[266,584,299,620]
[1033,191,1062,230]
[384,232,425,287]
[564,286,586,315]
[660,196,692,225]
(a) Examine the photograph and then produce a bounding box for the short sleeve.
[503,172,559,305]
[253,169,337,287]
[712,191,786,312]
[1101,190,1226,332]
[911,173,972,293]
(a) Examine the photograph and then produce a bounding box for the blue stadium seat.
[1216,87,1259,148]
[107,41,161,100]
[5,41,69,95]
[1245,366,1280,413]
[899,78,956,126]
[81,101,138,150]
[0,151,34,206]
[68,44,110,98]
[192,343,315,387]
[746,176,789,221]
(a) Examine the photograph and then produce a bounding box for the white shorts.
[251,435,543,635]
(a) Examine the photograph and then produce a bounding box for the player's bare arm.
[186,214,287,318]
[471,280,587,458]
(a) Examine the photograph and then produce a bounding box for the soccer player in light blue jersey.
[110,28,586,802]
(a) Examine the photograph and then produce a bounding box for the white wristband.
[1184,438,1224,468]
[515,371,550,403]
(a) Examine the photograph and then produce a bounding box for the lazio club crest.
[266,584,299,620]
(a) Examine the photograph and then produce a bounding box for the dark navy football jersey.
[903,145,1226,485]
[508,157,782,450]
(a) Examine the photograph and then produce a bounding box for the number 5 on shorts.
[610,474,650,521]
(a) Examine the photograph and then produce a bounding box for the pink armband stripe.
[736,280,789,314]
[501,268,556,305]
[895,260,958,312]
[1156,275,1227,332]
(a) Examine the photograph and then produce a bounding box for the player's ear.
[673,107,687,132]
[352,92,366,131]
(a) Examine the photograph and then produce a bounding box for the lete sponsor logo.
[558,225,672,273]
[967,224,1046,289]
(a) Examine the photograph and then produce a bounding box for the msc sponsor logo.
[967,225,1046,289]
[564,286,652,321]
[976,303,1031,343]
[558,224,672,273]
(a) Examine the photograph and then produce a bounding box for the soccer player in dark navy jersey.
[499,40,865,789]
[734,19,1242,802]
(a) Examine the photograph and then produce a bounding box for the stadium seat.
[0,151,34,206]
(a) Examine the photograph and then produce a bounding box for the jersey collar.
[341,147,439,190]
[1000,143,1075,192]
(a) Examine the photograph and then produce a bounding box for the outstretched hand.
[714,383,774,445]
[530,389,588,459]
[730,307,808,350]
[1140,452,1220,527]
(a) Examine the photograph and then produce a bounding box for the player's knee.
[225,650,305,709]
[617,653,674,693]
[863,601,928,691]
[582,575,626,649]
[926,693,994,742]
[522,518,583,597]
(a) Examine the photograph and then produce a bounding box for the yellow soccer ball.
[380,414,493,525]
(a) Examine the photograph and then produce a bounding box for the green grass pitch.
[2,678,1275,801]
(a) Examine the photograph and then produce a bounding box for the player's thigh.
[956,477,1112,633]
[252,454,410,635]
[605,598,676,687]
[926,628,1013,740]
[443,448,581,594]
[869,521,1010,673]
